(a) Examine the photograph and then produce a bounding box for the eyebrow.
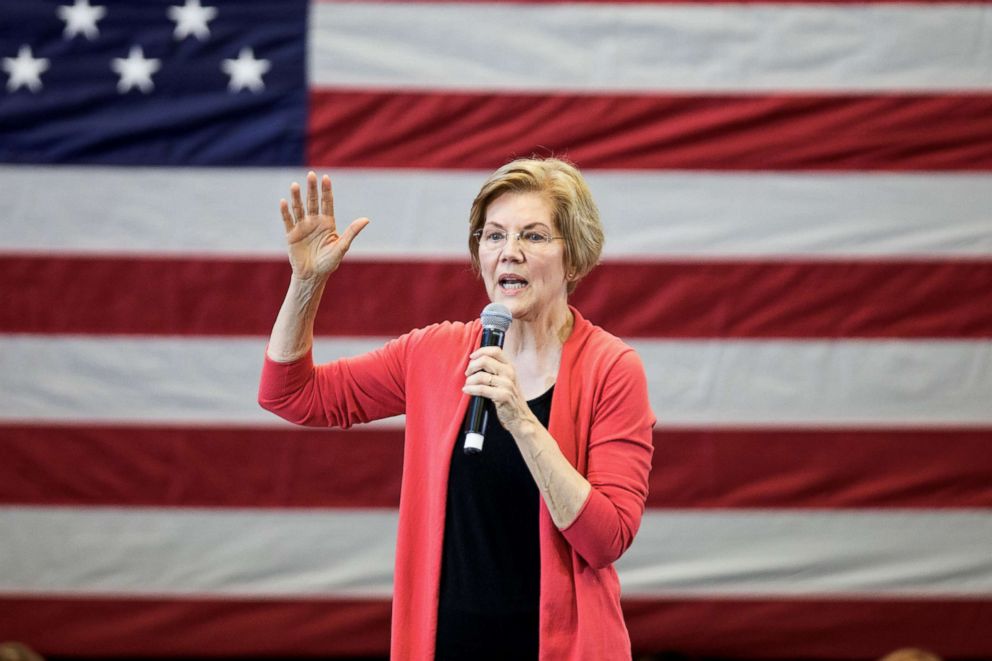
[482,221,553,231]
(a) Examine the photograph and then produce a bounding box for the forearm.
[265,274,329,362]
[511,418,592,529]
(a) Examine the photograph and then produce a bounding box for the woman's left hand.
[462,346,536,434]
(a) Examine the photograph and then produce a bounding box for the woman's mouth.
[498,274,529,292]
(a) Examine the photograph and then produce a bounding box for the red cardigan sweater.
[258,307,655,660]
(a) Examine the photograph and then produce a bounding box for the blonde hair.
[0,642,45,661]
[468,157,604,295]
[878,649,943,661]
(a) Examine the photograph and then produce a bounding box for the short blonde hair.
[468,157,604,294]
[878,649,943,661]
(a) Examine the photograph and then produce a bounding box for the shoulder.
[397,319,479,357]
[564,308,656,432]
[566,310,650,412]
[568,308,640,373]
[408,319,477,343]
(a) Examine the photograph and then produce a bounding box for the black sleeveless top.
[435,387,554,660]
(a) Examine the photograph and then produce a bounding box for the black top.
[435,386,554,661]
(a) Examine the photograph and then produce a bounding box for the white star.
[110,46,161,94]
[167,0,217,41]
[56,0,107,41]
[221,47,270,93]
[3,45,50,93]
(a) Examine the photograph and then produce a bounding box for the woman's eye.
[485,231,506,242]
[523,231,547,243]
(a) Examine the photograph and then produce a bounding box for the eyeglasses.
[472,229,565,250]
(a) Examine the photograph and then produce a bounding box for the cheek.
[479,253,498,281]
[542,255,568,281]
[533,262,568,291]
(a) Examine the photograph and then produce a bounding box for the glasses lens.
[475,229,557,249]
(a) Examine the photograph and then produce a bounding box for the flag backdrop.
[2,0,991,658]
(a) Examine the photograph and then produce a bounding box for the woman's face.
[478,192,569,322]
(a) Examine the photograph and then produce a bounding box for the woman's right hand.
[280,171,370,281]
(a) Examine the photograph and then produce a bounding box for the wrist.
[290,271,329,288]
[288,273,328,302]
[507,412,542,443]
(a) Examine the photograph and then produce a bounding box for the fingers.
[306,171,319,217]
[279,199,293,233]
[462,370,506,393]
[282,173,356,248]
[468,346,509,366]
[288,173,333,222]
[464,353,515,388]
[290,182,304,223]
[321,175,334,218]
[464,353,514,403]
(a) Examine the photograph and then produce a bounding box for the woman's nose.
[500,233,525,259]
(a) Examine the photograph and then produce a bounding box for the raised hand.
[280,171,370,281]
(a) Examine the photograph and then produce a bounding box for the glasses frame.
[472,228,566,251]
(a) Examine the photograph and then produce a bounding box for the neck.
[503,301,574,357]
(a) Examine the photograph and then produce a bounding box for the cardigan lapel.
[548,305,594,472]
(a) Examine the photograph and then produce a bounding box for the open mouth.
[498,274,529,291]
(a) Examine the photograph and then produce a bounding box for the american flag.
[1,0,991,658]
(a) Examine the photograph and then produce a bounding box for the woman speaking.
[258,158,655,660]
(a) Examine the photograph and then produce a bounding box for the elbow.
[257,392,282,416]
[258,351,328,426]
[257,381,288,417]
[257,389,328,427]
[581,547,621,571]
[563,493,640,569]
[582,524,635,569]
[257,392,298,423]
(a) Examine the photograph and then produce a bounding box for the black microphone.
[463,303,513,454]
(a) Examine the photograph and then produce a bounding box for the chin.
[490,294,527,319]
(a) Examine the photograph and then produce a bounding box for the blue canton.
[0,0,307,165]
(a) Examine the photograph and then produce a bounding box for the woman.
[258,158,655,660]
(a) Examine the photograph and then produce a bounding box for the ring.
[489,375,494,387]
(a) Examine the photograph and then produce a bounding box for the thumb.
[338,217,371,252]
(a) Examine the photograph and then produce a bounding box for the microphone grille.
[480,303,512,333]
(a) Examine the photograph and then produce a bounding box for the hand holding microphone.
[463,303,513,454]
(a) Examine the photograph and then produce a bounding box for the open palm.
[280,171,369,280]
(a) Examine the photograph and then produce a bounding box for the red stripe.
[3,596,989,658]
[651,427,992,509]
[0,597,391,657]
[308,91,992,171]
[3,425,990,509]
[3,256,989,338]
[0,425,404,509]
[622,598,992,659]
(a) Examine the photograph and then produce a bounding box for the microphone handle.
[463,327,506,454]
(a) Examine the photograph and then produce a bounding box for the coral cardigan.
[258,306,655,660]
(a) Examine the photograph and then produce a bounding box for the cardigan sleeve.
[258,332,414,428]
[560,348,655,568]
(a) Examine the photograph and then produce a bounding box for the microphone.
[463,303,513,454]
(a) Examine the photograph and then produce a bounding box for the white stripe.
[0,507,396,598]
[1,336,989,427]
[309,3,992,92]
[629,338,992,427]
[3,166,990,257]
[2,507,990,597]
[619,510,992,597]
[0,336,386,428]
